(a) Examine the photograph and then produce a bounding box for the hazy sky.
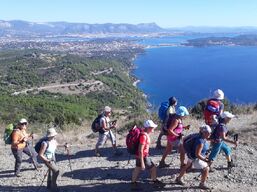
[1,0,257,28]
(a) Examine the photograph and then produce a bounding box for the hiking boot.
[228,161,236,168]
[175,177,185,186]
[152,179,166,188]
[130,182,142,191]
[199,182,210,190]
[159,161,170,168]
[15,173,22,177]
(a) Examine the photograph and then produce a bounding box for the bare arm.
[221,132,238,146]
[38,142,49,163]
[167,119,179,137]
[195,143,208,162]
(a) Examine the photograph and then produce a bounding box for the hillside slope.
[0,111,256,192]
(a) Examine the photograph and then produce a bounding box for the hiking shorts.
[168,138,181,149]
[96,130,116,147]
[136,156,155,169]
[209,141,231,161]
[188,158,208,169]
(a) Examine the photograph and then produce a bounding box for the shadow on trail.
[0,182,201,192]
[62,167,132,181]
[55,147,130,162]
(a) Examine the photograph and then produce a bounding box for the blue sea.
[134,36,257,108]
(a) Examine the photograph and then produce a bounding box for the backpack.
[183,133,199,154]
[158,101,169,122]
[91,114,104,133]
[3,124,15,145]
[204,99,221,125]
[126,126,143,155]
[34,137,49,153]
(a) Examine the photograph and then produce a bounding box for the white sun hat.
[143,120,158,128]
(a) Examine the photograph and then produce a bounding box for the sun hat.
[143,120,158,128]
[200,125,212,133]
[46,128,58,137]
[213,89,224,100]
[19,118,28,124]
[220,111,235,119]
[176,106,189,117]
[169,96,177,106]
[104,106,112,112]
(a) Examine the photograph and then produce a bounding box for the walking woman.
[38,128,68,192]
[11,118,42,177]
[159,106,190,168]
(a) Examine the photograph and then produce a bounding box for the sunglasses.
[20,123,27,126]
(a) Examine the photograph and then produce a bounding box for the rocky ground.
[0,112,257,192]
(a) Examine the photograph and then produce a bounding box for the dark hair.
[169,96,177,106]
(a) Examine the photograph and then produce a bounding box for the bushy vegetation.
[0,49,147,129]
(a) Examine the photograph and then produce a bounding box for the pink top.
[167,121,183,142]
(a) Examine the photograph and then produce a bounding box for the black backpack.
[91,114,104,133]
[34,137,49,153]
[183,133,199,153]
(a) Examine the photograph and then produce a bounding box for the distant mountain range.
[1,20,257,37]
[0,20,164,37]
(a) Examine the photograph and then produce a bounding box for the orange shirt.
[11,129,27,149]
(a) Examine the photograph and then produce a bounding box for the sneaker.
[15,173,22,177]
[199,183,210,190]
[175,177,185,186]
[152,179,166,188]
[159,161,170,168]
[130,182,142,191]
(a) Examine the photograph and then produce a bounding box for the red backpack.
[204,99,221,125]
[126,126,143,155]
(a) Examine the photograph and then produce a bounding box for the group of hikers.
[4,88,239,191]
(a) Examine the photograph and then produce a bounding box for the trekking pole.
[65,144,73,172]
[37,169,49,192]
[233,133,239,166]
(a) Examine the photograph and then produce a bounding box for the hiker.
[208,111,238,170]
[95,106,122,157]
[175,125,212,190]
[156,96,177,149]
[159,106,190,168]
[204,89,225,128]
[38,128,69,192]
[11,118,42,177]
[131,120,165,190]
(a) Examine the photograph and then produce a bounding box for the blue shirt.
[185,133,209,159]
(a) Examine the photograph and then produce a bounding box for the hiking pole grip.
[234,133,238,142]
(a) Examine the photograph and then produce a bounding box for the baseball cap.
[143,120,158,128]
[104,106,112,112]
[19,118,28,124]
[200,125,212,133]
[176,106,189,117]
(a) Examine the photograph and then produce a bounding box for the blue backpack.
[158,101,169,122]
